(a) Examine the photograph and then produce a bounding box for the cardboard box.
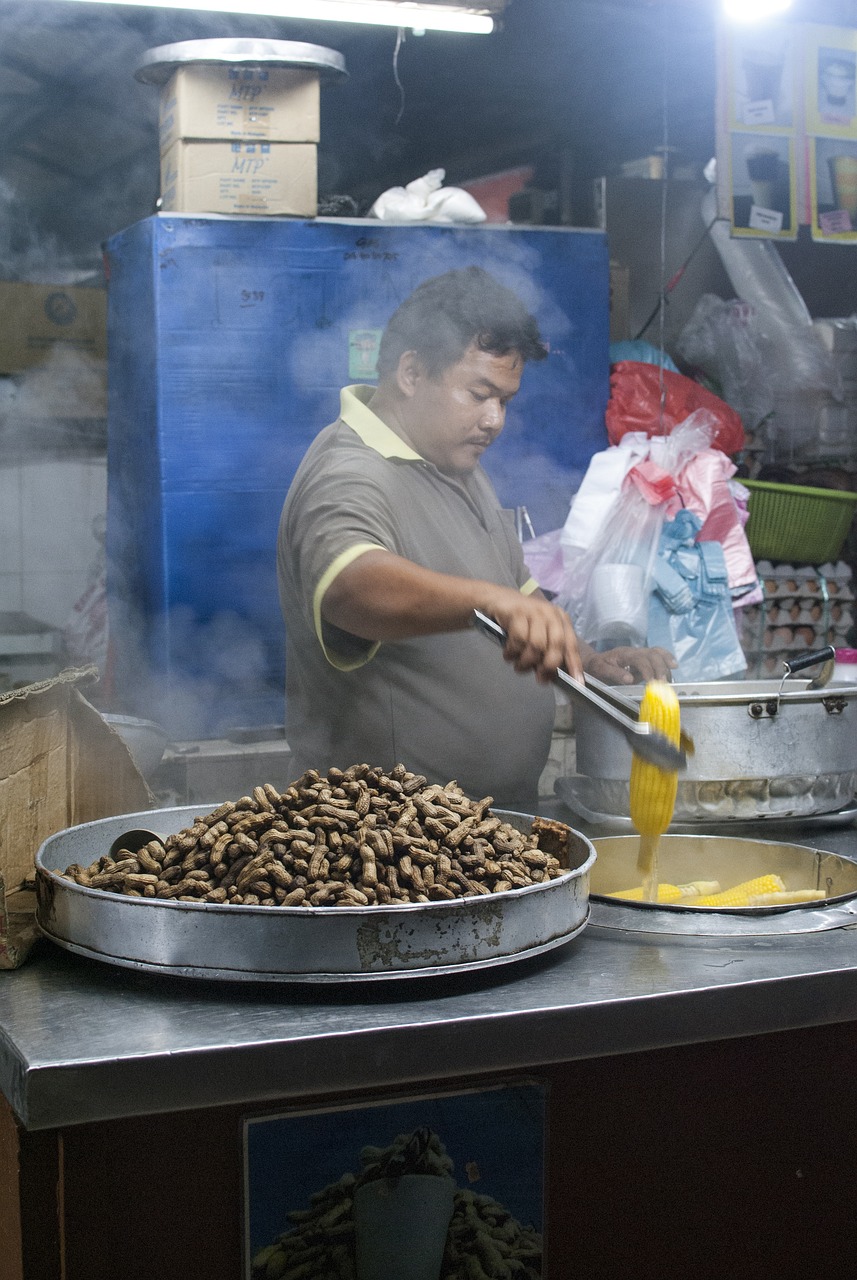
[159,64,320,153]
[160,140,317,216]
[0,281,107,375]
[0,667,155,969]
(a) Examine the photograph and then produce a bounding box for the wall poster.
[728,131,796,236]
[806,25,857,137]
[810,136,857,241]
[243,1081,546,1280]
[723,22,797,239]
[727,23,796,132]
[719,20,857,243]
[806,25,857,243]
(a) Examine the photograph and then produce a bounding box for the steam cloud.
[0,10,597,746]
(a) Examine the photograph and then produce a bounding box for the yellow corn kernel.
[629,680,681,898]
[748,889,826,906]
[629,681,682,837]
[688,875,786,907]
[609,883,684,904]
[608,880,721,904]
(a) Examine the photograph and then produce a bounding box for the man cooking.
[277,267,674,812]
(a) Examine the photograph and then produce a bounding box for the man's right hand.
[583,644,676,686]
[478,585,583,684]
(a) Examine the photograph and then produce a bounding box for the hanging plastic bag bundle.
[559,415,713,650]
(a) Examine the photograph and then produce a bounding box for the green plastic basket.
[742,479,857,564]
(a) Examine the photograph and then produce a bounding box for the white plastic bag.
[558,416,713,649]
[369,169,487,224]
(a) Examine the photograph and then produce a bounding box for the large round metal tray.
[588,833,857,938]
[135,39,348,85]
[35,807,595,983]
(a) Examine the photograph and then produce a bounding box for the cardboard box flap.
[0,667,155,893]
[0,886,39,971]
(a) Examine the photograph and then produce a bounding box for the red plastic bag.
[606,361,745,455]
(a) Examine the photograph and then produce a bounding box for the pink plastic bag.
[522,529,565,596]
[676,454,757,596]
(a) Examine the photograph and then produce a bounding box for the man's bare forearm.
[322,549,509,637]
[321,548,583,682]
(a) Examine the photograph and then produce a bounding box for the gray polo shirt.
[277,386,556,811]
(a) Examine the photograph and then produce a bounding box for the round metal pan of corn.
[35,806,595,983]
[589,834,857,938]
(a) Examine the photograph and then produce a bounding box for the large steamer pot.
[574,678,857,822]
[589,833,857,937]
[35,807,595,983]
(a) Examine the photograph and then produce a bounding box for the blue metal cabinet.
[105,214,609,737]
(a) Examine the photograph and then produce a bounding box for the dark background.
[0,0,855,310]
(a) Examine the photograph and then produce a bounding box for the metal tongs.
[472,609,691,773]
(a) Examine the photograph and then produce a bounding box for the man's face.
[401,342,524,476]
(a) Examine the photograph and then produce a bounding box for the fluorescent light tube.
[722,0,793,20]
[51,0,495,34]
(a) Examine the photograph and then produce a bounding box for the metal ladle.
[107,828,165,860]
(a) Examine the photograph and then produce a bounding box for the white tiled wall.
[0,457,107,629]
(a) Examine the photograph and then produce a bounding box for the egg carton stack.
[738,560,854,677]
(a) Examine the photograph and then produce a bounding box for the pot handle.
[783,645,836,678]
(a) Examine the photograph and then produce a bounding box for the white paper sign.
[743,99,777,125]
[749,204,784,231]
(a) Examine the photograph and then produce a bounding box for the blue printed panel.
[106,215,609,736]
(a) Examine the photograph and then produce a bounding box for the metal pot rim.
[622,678,857,708]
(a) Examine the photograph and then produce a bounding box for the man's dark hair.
[376,266,548,379]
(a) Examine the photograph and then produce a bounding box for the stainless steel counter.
[2,818,856,1133]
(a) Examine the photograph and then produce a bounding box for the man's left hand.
[583,646,677,685]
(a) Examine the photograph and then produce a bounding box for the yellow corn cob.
[688,875,786,907]
[748,889,826,906]
[629,680,681,900]
[608,880,721,903]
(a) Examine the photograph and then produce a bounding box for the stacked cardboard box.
[157,63,322,216]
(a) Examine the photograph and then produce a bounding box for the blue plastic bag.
[647,511,747,682]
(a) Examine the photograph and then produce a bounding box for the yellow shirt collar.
[340,385,423,461]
